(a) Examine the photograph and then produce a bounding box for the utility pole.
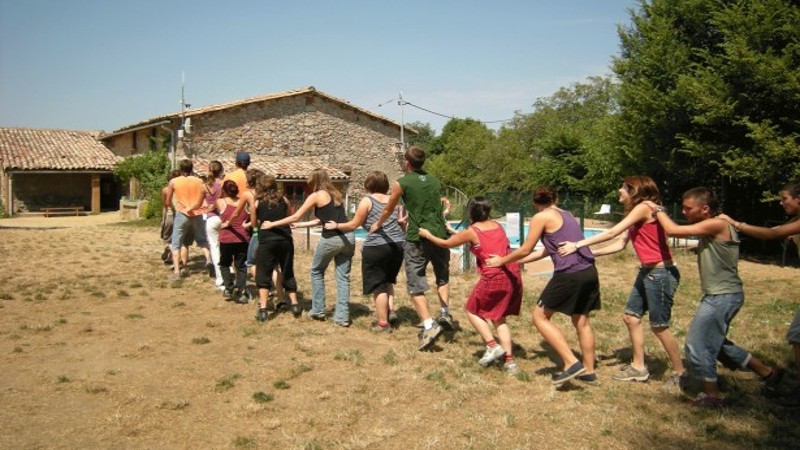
[379,91,407,150]
[398,91,405,149]
[176,72,190,168]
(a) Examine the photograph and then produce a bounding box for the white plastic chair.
[594,204,612,215]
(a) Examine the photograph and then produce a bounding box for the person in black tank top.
[260,169,355,326]
[251,175,299,322]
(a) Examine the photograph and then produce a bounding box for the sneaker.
[577,373,599,384]
[691,392,728,408]
[437,312,455,330]
[222,288,234,301]
[612,364,650,382]
[760,368,785,395]
[661,371,687,394]
[308,311,326,321]
[333,320,351,328]
[504,361,519,375]
[168,272,182,282]
[290,304,302,318]
[418,323,443,350]
[478,345,506,367]
[552,361,586,386]
[206,262,215,278]
[255,308,268,322]
[388,311,399,324]
[236,291,250,305]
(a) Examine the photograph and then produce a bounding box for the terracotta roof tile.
[191,156,349,181]
[0,127,121,171]
[105,86,416,136]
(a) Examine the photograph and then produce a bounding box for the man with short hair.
[165,159,211,280]
[648,187,782,407]
[719,181,800,406]
[225,151,250,194]
[370,146,452,350]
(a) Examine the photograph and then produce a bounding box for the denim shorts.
[404,240,450,295]
[624,266,680,328]
[788,308,800,345]
[171,213,208,250]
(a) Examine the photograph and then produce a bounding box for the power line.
[387,99,515,125]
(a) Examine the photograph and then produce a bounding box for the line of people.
[160,147,799,407]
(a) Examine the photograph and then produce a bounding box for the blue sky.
[0,0,637,133]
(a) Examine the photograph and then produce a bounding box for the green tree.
[114,137,171,218]
[427,118,496,195]
[613,0,800,209]
[508,76,622,198]
[405,121,437,152]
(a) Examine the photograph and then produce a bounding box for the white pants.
[206,215,223,286]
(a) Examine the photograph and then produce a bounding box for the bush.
[114,140,170,219]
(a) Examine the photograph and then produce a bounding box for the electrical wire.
[379,97,514,125]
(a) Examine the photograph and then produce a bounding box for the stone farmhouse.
[101,86,413,206]
[0,128,122,216]
[0,87,413,216]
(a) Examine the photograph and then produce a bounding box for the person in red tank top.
[558,176,686,390]
[420,197,523,375]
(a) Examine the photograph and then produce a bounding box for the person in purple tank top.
[487,186,601,387]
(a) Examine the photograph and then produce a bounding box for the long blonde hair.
[307,168,342,206]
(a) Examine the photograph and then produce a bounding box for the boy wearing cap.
[225,152,251,194]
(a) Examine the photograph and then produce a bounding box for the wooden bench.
[42,206,85,217]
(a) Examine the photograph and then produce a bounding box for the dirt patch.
[0,222,797,449]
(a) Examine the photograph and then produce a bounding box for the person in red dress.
[420,196,523,374]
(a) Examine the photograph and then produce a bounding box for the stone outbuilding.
[0,127,122,216]
[100,86,415,200]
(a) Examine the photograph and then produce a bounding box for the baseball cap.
[235,152,250,165]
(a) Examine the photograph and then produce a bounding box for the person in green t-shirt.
[370,146,453,350]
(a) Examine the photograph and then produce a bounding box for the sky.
[0,0,638,134]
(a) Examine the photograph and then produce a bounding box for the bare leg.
[412,293,432,322]
[437,283,450,309]
[273,268,285,301]
[171,249,181,275]
[259,288,269,309]
[492,317,513,356]
[747,355,775,379]
[623,313,647,370]
[652,326,686,373]
[572,314,596,373]
[374,292,390,323]
[532,306,578,370]
[466,311,493,342]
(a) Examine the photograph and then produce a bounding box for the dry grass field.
[0,217,798,449]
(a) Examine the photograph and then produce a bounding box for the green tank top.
[697,222,743,295]
[398,169,447,242]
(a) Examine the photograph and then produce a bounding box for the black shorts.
[539,265,601,315]
[362,242,404,295]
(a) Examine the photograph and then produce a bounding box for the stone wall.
[180,93,405,196]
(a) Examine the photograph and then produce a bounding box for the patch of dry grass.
[0,225,797,449]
